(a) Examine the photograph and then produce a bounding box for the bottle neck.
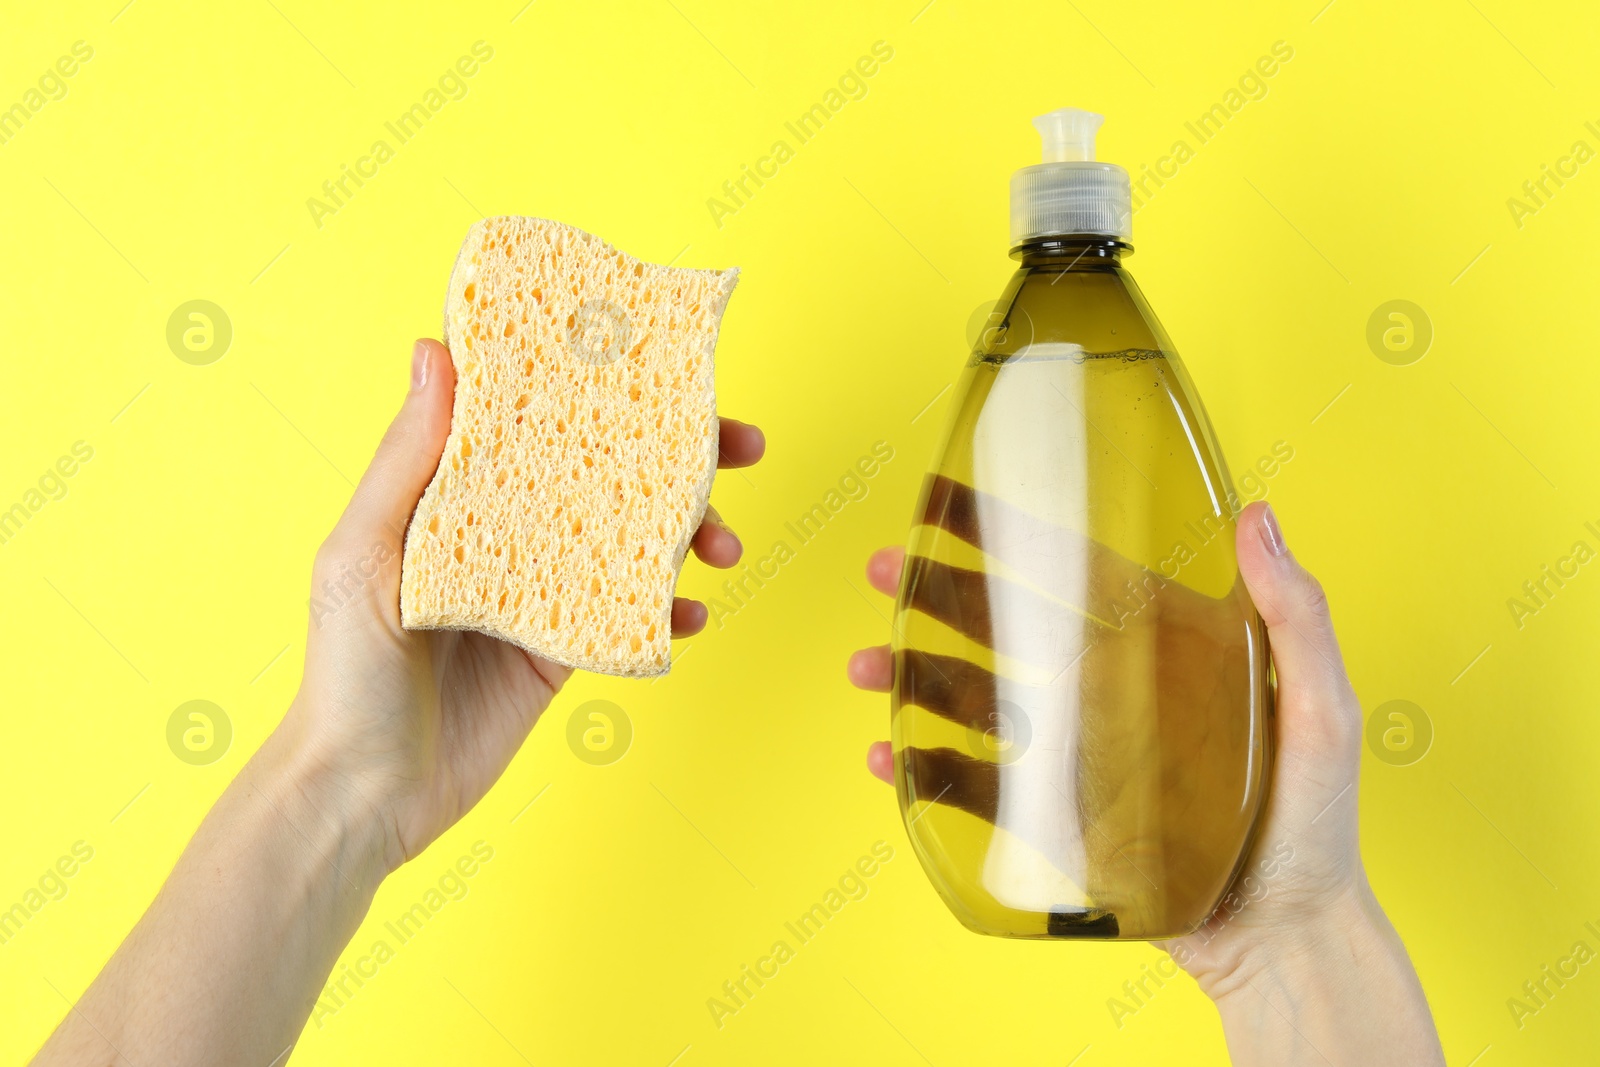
[1011,235,1129,268]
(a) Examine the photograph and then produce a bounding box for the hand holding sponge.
[401,217,739,676]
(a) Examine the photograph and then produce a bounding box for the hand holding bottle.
[847,502,1444,1065]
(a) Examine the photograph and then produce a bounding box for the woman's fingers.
[867,546,903,597]
[717,418,765,468]
[692,420,759,566]
[336,339,456,550]
[671,598,708,638]
[852,645,893,785]
[866,740,894,784]
[675,420,761,632]
[848,645,892,691]
[858,549,904,785]
[856,546,906,784]
[1235,501,1360,763]
[691,505,742,567]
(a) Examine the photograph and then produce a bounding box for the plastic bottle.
[891,107,1273,940]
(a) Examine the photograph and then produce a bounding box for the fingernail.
[1261,504,1288,558]
[411,341,429,391]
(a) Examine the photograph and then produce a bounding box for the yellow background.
[2,0,1598,1062]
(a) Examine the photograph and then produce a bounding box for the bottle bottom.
[1046,908,1120,939]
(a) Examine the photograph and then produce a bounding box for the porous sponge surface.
[400,216,736,676]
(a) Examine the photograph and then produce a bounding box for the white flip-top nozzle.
[1010,106,1132,246]
[1032,107,1103,163]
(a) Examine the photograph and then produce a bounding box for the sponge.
[400,216,738,677]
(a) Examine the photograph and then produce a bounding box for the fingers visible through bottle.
[903,745,999,825]
[901,555,1093,664]
[897,472,1261,930]
[920,474,1168,616]
[896,649,1000,731]
[897,475,1180,876]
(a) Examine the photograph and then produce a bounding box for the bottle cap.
[1010,107,1132,246]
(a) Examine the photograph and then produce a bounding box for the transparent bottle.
[891,109,1272,940]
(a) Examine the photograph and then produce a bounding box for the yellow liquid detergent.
[891,109,1272,940]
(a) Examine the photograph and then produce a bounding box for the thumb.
[335,338,456,550]
[1235,501,1359,755]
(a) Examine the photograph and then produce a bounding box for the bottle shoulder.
[981,263,1175,363]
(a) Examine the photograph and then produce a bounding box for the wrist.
[251,712,396,897]
[1203,878,1443,1067]
[1206,883,1376,1001]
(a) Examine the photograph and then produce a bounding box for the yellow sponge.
[400,216,738,676]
